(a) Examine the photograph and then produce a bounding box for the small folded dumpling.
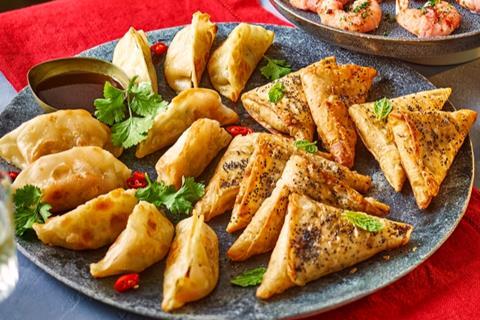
[164,12,217,92]
[257,193,413,299]
[162,213,219,312]
[0,109,122,169]
[156,118,232,189]
[136,88,239,158]
[90,201,174,278]
[194,133,260,221]
[12,146,131,212]
[113,27,158,92]
[32,189,138,250]
[208,23,274,102]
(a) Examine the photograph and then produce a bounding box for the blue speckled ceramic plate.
[0,24,474,319]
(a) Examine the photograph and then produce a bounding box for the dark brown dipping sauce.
[35,72,123,112]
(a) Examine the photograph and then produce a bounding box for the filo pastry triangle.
[227,154,387,261]
[389,109,477,209]
[256,193,413,299]
[349,88,451,192]
[301,57,377,168]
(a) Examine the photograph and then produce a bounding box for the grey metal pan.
[0,24,474,319]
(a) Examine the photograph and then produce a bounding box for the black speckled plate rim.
[4,23,475,320]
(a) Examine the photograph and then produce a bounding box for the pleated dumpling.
[162,213,219,312]
[113,27,158,92]
[0,109,122,169]
[156,118,232,189]
[164,12,217,92]
[32,189,138,250]
[207,23,274,102]
[12,146,131,212]
[90,201,174,278]
[135,88,239,158]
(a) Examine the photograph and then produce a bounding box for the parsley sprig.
[260,56,292,81]
[342,210,384,232]
[94,77,168,148]
[373,97,393,120]
[294,140,318,153]
[135,174,205,220]
[231,267,266,287]
[14,185,52,236]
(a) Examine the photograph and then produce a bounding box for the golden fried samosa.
[227,155,388,261]
[32,189,138,250]
[194,133,260,221]
[113,27,158,92]
[349,88,451,192]
[162,213,219,312]
[0,109,122,169]
[256,193,413,299]
[164,12,217,92]
[208,23,274,102]
[12,147,131,212]
[90,201,174,278]
[389,109,477,209]
[155,119,231,189]
[136,88,238,158]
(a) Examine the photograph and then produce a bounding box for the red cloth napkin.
[0,1,479,319]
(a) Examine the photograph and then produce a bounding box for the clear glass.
[0,172,18,301]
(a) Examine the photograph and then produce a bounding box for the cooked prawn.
[396,0,462,37]
[290,0,322,12]
[456,0,480,13]
[318,0,382,33]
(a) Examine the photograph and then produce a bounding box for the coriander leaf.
[129,82,168,117]
[111,116,154,148]
[94,82,127,125]
[294,140,318,153]
[268,81,285,103]
[373,97,393,120]
[342,210,384,232]
[231,267,266,287]
[13,185,52,236]
[423,0,439,7]
[260,56,292,80]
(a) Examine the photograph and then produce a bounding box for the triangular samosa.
[389,109,477,209]
[256,193,413,299]
[349,88,451,191]
[90,201,174,278]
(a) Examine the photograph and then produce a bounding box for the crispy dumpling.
[164,12,217,92]
[162,213,219,312]
[90,201,174,278]
[156,119,232,189]
[0,109,122,169]
[227,155,388,261]
[389,109,477,209]
[256,193,413,299]
[241,58,335,141]
[32,189,138,250]
[208,23,274,102]
[349,88,451,191]
[136,88,239,158]
[12,146,131,212]
[113,27,158,92]
[194,133,260,221]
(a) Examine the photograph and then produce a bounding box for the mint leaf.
[13,185,52,236]
[268,81,285,103]
[373,97,393,120]
[231,267,266,287]
[294,140,318,154]
[111,116,154,148]
[260,56,292,81]
[342,210,384,232]
[94,82,126,125]
[129,82,168,117]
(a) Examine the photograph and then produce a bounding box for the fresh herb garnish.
[373,97,393,120]
[294,140,318,154]
[135,174,205,219]
[268,81,285,103]
[13,185,52,236]
[353,1,369,12]
[342,210,384,232]
[231,267,267,287]
[423,0,440,8]
[260,56,292,81]
[94,77,168,148]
